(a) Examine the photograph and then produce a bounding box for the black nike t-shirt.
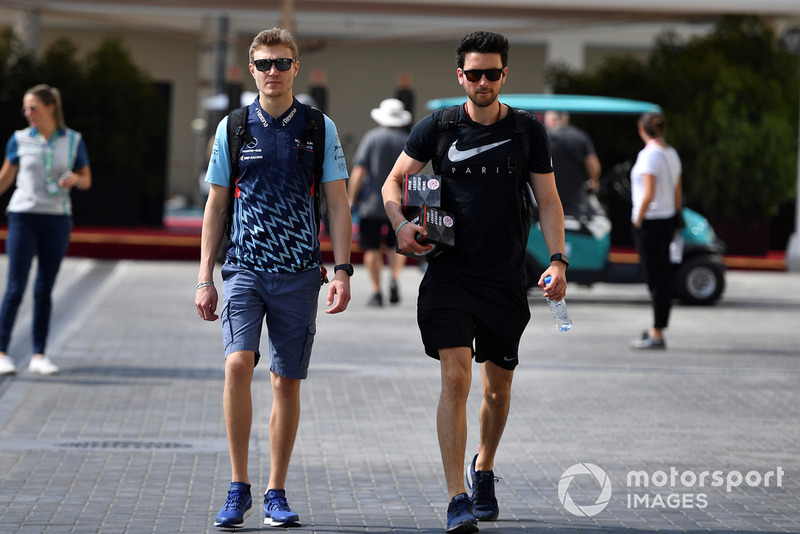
[404,105,553,287]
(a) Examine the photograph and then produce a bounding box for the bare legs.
[224,351,301,489]
[224,351,256,484]
[268,372,301,490]
[438,348,513,498]
[364,247,407,302]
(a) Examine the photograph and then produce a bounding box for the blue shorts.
[221,263,321,379]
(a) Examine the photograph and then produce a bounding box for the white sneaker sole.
[213,507,252,528]
[263,516,300,527]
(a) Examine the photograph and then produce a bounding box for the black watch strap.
[334,263,354,276]
[550,253,569,268]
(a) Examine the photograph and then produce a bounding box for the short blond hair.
[249,28,298,63]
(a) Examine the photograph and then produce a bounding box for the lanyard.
[37,130,60,196]
[37,129,75,197]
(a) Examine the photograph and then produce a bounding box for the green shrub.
[0,33,168,226]
[547,15,799,221]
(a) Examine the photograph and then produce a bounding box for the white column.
[545,34,585,72]
[781,28,800,271]
[785,105,800,270]
[282,0,296,35]
[13,9,40,56]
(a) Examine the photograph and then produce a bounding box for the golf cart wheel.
[675,254,725,305]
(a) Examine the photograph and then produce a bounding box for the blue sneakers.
[264,489,300,527]
[214,482,253,529]
[446,493,479,533]
[467,454,500,521]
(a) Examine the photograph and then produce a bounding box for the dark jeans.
[633,218,675,330]
[0,213,72,354]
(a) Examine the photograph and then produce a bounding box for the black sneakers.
[467,453,499,521]
[446,492,479,532]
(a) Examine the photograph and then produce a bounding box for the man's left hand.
[539,268,567,301]
[325,275,351,314]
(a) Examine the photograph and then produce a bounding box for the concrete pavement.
[0,257,798,533]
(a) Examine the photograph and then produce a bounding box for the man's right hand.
[195,285,219,321]
[395,221,434,256]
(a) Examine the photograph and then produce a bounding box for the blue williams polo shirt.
[206,97,348,273]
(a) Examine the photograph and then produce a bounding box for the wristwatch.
[550,253,569,268]
[334,263,354,277]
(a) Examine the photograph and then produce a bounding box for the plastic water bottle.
[544,275,573,332]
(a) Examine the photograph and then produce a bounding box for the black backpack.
[224,104,326,238]
[432,104,536,234]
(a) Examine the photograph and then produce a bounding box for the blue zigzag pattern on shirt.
[232,176,317,272]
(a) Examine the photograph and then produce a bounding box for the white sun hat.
[370,98,412,127]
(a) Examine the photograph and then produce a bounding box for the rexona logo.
[558,463,613,517]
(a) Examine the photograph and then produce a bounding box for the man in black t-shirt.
[544,110,601,217]
[382,31,568,533]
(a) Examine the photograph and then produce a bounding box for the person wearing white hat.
[348,98,411,306]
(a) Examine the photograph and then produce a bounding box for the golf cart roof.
[427,94,662,114]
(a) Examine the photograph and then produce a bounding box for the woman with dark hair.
[0,84,91,375]
[630,111,682,350]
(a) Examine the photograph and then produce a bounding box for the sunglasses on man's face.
[253,58,295,72]
[462,68,504,83]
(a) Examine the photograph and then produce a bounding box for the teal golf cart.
[427,94,726,305]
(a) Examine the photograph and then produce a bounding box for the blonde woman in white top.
[0,85,91,375]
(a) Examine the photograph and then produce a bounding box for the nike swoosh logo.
[448,139,511,162]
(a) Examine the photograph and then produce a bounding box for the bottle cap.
[544,275,552,284]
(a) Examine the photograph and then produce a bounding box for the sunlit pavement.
[0,257,797,533]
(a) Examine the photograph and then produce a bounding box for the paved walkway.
[0,258,798,533]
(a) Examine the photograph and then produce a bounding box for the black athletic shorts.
[359,219,397,251]
[416,273,531,370]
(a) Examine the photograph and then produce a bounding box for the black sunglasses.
[253,58,295,72]
[462,68,504,82]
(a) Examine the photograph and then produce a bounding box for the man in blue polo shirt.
[195,27,352,530]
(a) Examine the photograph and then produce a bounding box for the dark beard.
[467,92,498,108]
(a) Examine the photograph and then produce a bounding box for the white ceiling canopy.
[2,0,799,47]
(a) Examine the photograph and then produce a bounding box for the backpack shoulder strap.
[508,107,532,174]
[507,106,536,233]
[298,104,326,231]
[432,105,460,175]
[227,106,253,178]
[298,104,325,180]
[224,105,252,238]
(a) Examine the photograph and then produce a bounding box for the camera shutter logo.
[558,463,613,517]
